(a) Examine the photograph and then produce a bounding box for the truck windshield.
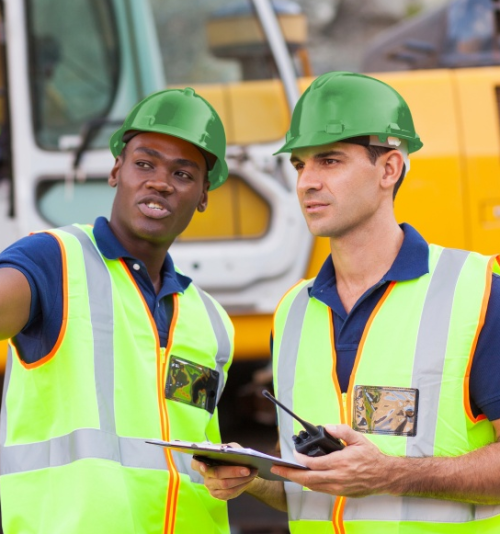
[150,0,303,84]
[26,0,119,150]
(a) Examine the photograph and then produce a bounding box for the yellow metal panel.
[376,70,461,156]
[237,179,270,236]
[179,176,270,241]
[372,71,466,248]
[231,314,273,359]
[225,79,290,144]
[395,157,465,249]
[453,67,500,254]
[180,177,236,240]
[207,13,307,49]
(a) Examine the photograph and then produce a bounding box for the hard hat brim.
[273,131,423,155]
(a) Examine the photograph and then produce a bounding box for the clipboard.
[146,439,308,481]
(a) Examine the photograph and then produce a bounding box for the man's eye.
[176,171,193,180]
[293,163,304,171]
[136,161,152,169]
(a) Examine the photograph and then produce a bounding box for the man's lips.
[137,196,171,219]
[304,200,329,214]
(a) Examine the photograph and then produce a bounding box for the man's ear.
[380,150,404,191]
[197,180,210,212]
[108,157,122,188]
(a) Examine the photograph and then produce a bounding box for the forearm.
[245,477,287,512]
[272,424,500,504]
[382,441,500,504]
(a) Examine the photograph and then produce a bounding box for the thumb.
[324,424,365,446]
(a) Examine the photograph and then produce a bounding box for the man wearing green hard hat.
[0,88,234,533]
[195,72,500,533]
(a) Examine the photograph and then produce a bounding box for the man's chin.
[134,224,176,245]
[307,224,334,239]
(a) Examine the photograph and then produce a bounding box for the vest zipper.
[328,309,347,534]
[119,259,181,534]
[332,282,396,534]
[160,294,181,534]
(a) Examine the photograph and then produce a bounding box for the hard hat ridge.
[110,87,228,190]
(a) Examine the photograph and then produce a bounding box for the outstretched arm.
[271,421,500,504]
[0,268,31,340]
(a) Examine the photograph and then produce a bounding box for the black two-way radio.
[262,390,345,457]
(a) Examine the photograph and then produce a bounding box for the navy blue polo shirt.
[0,217,192,363]
[309,223,500,421]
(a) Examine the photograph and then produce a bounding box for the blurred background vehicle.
[1,0,499,532]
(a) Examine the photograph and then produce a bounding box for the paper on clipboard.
[146,439,308,481]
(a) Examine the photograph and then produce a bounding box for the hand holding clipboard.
[146,439,307,481]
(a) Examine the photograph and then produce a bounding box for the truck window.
[445,0,494,57]
[36,179,114,227]
[150,0,307,84]
[26,0,119,150]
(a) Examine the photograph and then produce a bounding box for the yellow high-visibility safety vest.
[0,224,234,534]
[273,245,500,534]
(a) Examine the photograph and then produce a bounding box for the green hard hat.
[110,87,228,190]
[275,71,423,155]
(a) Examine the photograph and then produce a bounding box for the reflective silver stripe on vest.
[276,284,314,520]
[195,286,232,406]
[0,225,209,483]
[277,250,498,523]
[172,451,204,484]
[61,225,116,434]
[1,428,167,474]
[406,247,467,458]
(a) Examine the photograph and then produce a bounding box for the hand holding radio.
[262,390,344,457]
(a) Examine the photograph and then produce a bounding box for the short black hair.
[343,136,406,199]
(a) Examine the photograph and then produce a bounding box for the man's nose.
[297,165,321,193]
[145,172,174,193]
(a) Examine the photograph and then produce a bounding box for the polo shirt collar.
[310,223,429,298]
[92,216,192,293]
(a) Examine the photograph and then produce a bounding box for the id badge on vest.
[353,385,419,436]
[165,356,219,414]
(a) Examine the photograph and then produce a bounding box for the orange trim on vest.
[332,496,346,534]
[328,308,344,424]
[165,296,181,534]
[328,282,395,534]
[119,259,181,534]
[464,256,494,423]
[17,231,69,369]
[346,281,396,427]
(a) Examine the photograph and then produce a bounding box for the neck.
[109,222,170,294]
[132,245,167,294]
[330,217,403,314]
